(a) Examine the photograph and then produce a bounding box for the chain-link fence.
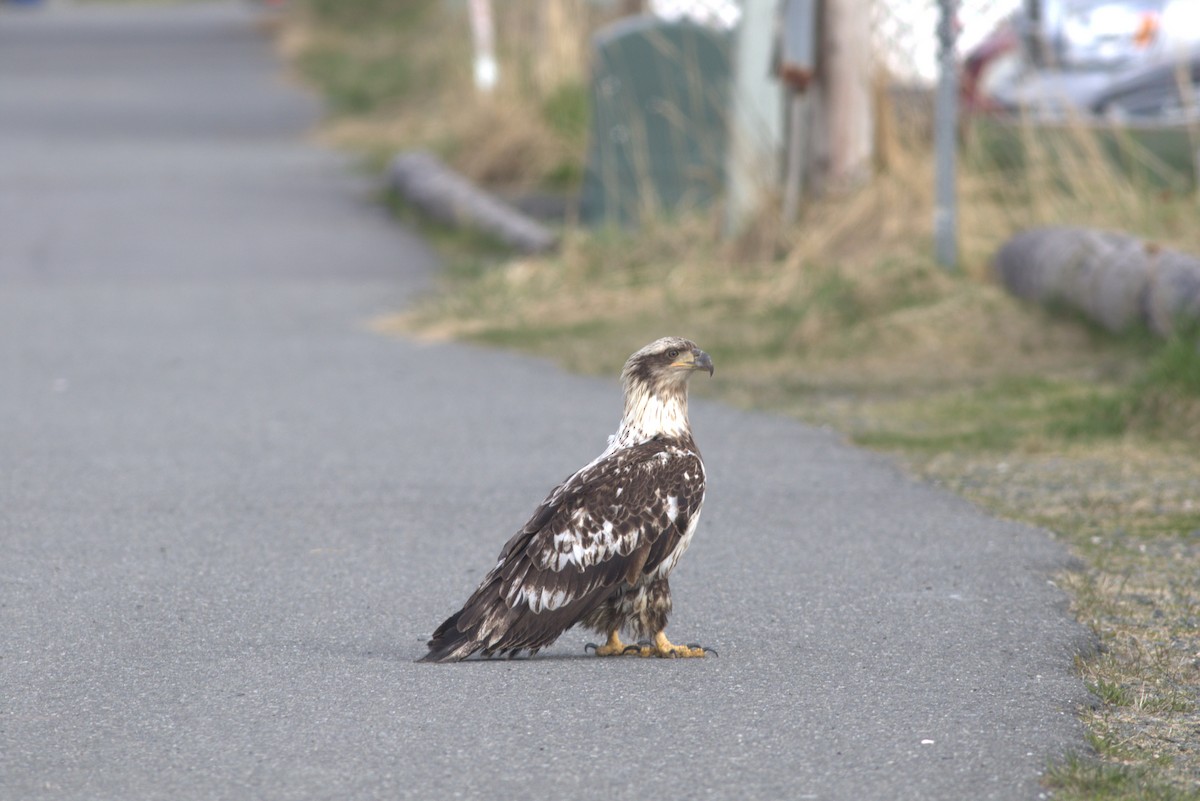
[872,0,1021,84]
[477,0,1028,255]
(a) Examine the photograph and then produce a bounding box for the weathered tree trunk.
[389,152,559,254]
[809,0,873,195]
[992,226,1200,337]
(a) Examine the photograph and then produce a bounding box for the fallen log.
[992,226,1200,336]
[388,151,559,255]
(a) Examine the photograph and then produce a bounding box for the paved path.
[1,3,1091,799]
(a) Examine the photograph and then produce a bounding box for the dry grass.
[377,142,1200,795]
[283,3,1200,795]
[918,444,1200,792]
[283,0,596,186]
[381,133,1196,384]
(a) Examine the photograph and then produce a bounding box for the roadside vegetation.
[282,1,1200,796]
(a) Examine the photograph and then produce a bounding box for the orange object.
[1134,12,1159,48]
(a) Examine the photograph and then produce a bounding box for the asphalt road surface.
[1,3,1092,799]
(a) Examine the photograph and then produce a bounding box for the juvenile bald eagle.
[420,336,714,662]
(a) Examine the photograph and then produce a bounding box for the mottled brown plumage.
[419,337,713,662]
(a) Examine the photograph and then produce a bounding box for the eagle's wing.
[424,439,704,660]
[501,438,705,612]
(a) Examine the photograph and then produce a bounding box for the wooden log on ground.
[992,226,1200,337]
[1146,250,1200,336]
[388,151,559,254]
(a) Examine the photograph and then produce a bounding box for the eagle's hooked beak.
[674,348,714,377]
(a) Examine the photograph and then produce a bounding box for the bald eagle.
[420,337,714,662]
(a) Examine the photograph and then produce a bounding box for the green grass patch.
[297,46,419,116]
[1044,390,1131,440]
[844,377,1133,455]
[540,82,589,144]
[1045,754,1200,801]
[1142,324,1200,396]
[853,427,1021,452]
[297,0,434,31]
[1088,679,1135,707]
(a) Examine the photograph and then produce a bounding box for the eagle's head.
[621,336,714,391]
[617,337,713,441]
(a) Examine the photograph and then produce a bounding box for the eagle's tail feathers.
[419,577,612,663]
[419,592,518,663]
[418,609,476,663]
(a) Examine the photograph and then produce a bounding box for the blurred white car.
[965,0,1200,113]
[1045,0,1200,69]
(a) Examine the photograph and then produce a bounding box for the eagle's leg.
[585,629,633,657]
[635,630,707,658]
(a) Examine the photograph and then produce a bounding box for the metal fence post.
[468,0,498,94]
[934,0,959,270]
[778,0,817,224]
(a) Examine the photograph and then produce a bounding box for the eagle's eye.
[667,348,680,360]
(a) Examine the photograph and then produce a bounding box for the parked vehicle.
[1089,49,1200,119]
[963,0,1200,115]
[963,1,1200,188]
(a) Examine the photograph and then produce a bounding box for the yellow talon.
[587,630,629,657]
[646,631,706,658]
[587,630,711,658]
